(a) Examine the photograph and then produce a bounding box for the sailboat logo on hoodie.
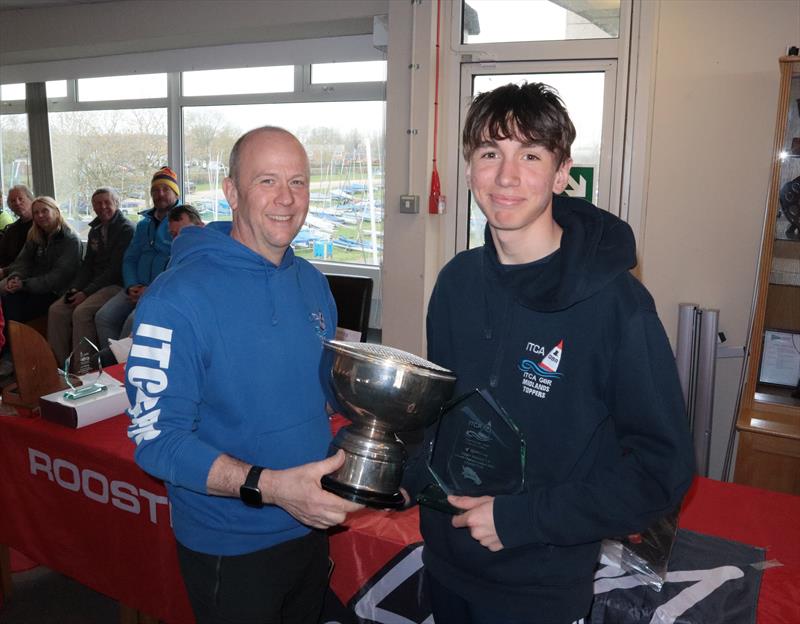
[519,340,563,399]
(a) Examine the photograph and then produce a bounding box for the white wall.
[641,0,798,478]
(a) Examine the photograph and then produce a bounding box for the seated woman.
[0,196,82,336]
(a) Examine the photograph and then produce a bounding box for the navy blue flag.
[591,529,764,624]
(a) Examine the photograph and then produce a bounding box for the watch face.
[240,465,264,508]
[240,484,262,508]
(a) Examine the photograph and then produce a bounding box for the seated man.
[95,166,177,350]
[0,185,35,272]
[47,187,134,373]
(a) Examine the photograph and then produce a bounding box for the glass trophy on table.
[62,337,107,400]
[417,389,526,515]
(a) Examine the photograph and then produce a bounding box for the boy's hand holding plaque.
[418,389,526,515]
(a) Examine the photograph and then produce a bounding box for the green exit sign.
[563,166,594,201]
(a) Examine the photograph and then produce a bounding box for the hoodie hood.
[170,220,296,272]
[168,221,300,327]
[484,195,636,312]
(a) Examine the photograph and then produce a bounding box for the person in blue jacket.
[402,83,695,624]
[124,127,362,624]
[94,166,176,349]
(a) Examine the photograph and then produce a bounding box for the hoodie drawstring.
[481,253,514,389]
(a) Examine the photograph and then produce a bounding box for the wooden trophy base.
[1,321,70,414]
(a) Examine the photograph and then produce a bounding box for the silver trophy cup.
[321,340,456,508]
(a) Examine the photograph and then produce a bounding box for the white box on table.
[39,371,131,428]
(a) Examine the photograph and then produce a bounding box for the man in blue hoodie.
[402,83,694,624]
[124,127,362,624]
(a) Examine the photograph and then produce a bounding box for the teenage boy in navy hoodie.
[403,83,694,624]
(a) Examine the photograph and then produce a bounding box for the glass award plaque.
[418,388,526,514]
[63,337,107,400]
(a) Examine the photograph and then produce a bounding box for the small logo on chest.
[518,340,564,399]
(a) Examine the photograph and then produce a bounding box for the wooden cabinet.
[734,55,800,495]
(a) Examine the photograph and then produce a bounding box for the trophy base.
[321,475,404,509]
[416,484,464,515]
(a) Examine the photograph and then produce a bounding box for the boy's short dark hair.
[462,82,576,166]
[168,204,203,224]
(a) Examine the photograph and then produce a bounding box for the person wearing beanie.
[151,166,181,199]
[94,166,178,350]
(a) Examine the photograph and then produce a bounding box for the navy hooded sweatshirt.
[405,195,694,623]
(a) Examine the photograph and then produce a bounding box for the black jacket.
[71,210,134,295]
[6,226,82,296]
[0,218,33,268]
[406,195,694,623]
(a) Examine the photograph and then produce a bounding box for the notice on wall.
[759,329,800,387]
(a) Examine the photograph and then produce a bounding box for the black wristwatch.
[239,465,265,508]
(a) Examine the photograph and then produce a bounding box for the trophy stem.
[321,425,406,509]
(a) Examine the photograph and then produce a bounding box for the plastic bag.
[599,506,681,592]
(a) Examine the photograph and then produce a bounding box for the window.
[183,101,385,265]
[0,84,26,101]
[49,109,168,236]
[78,74,167,102]
[1,80,67,102]
[312,61,387,84]
[0,114,31,192]
[46,81,68,99]
[183,66,294,96]
[462,0,620,44]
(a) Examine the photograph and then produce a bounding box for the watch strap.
[240,465,265,508]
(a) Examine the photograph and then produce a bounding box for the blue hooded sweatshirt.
[404,196,695,623]
[122,206,173,288]
[124,221,337,555]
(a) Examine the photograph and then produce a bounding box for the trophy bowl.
[320,340,456,508]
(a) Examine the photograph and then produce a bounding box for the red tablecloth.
[0,410,192,621]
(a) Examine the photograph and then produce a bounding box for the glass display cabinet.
[734,54,800,495]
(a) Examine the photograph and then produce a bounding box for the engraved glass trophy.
[418,389,526,514]
[62,337,107,400]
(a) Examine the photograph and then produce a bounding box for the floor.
[1,564,118,624]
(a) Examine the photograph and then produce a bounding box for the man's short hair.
[92,186,120,207]
[8,184,34,202]
[462,82,576,166]
[228,126,305,184]
[168,204,203,225]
